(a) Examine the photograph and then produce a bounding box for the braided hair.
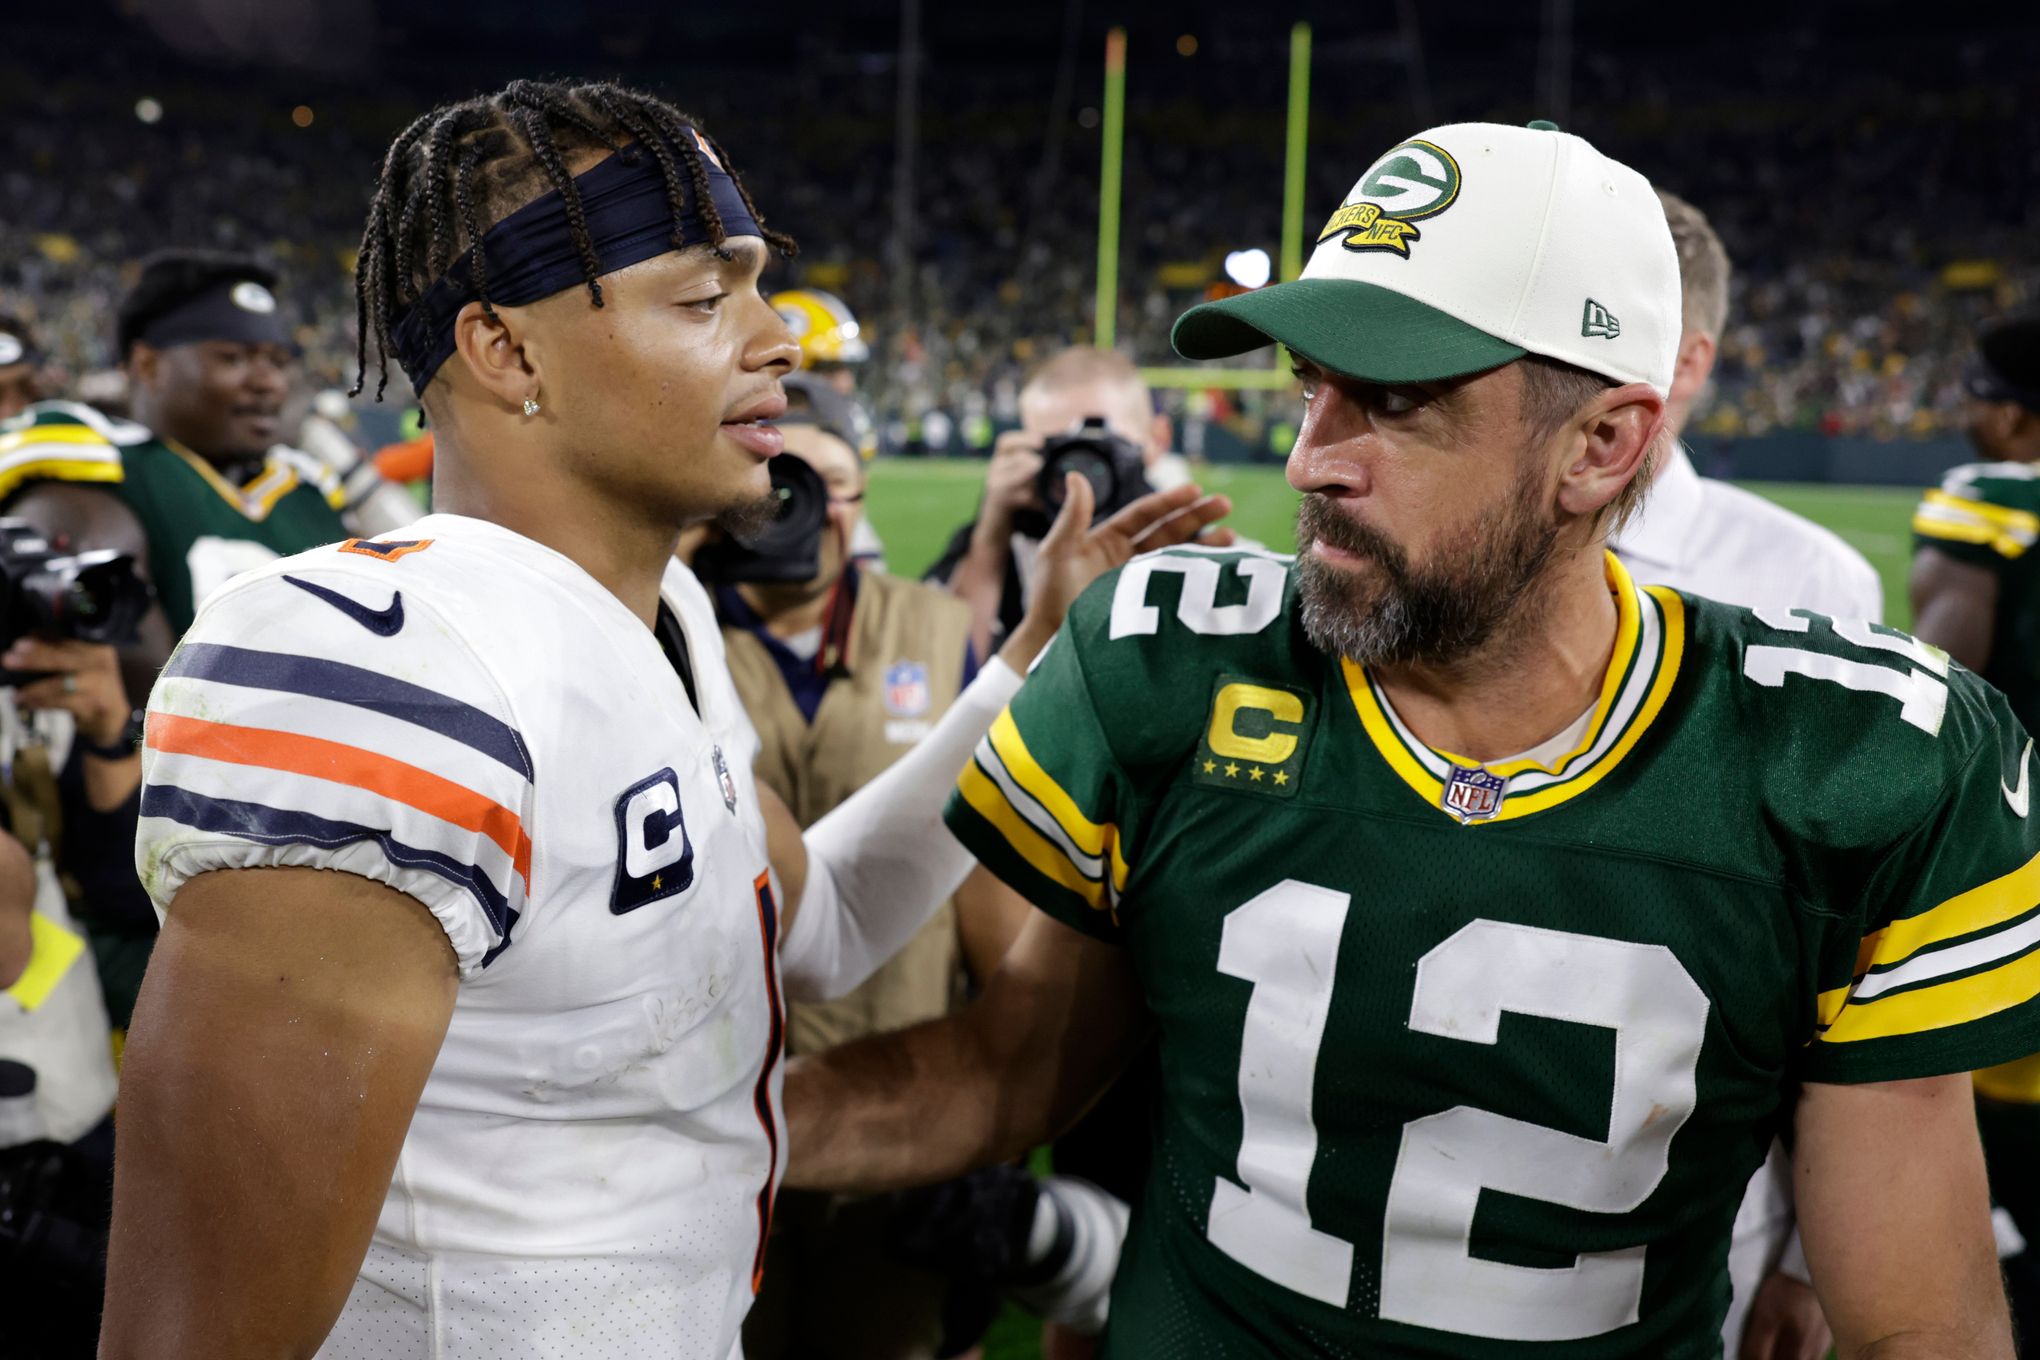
[351,79,797,401]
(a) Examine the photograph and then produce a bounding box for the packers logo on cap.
[1317,139,1461,259]
[231,281,277,314]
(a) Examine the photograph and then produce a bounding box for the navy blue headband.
[390,132,763,391]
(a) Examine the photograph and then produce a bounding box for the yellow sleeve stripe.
[1975,1053,2040,1103]
[987,709,1113,858]
[957,760,1108,911]
[1914,491,2038,558]
[1924,489,2039,530]
[0,424,119,457]
[1820,943,2040,1044]
[1857,847,2040,976]
[3,911,86,1013]
[0,456,126,503]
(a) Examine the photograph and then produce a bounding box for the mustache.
[1296,494,1406,574]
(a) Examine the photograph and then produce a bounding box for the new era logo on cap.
[1582,298,1621,339]
[1172,120,1682,397]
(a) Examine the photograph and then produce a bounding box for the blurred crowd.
[2,22,2032,452]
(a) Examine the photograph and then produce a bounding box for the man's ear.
[126,342,159,392]
[449,301,539,411]
[1556,382,1666,519]
[1668,330,1717,413]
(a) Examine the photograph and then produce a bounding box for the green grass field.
[867,460,1922,628]
[861,461,1920,1360]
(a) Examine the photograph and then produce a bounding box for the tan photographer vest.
[721,572,975,1055]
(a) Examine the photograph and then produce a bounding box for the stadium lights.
[1224,248,1273,289]
[135,97,163,124]
[292,105,315,128]
[1177,34,1199,56]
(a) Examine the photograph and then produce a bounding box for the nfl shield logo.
[884,661,930,717]
[1441,765,1508,825]
[713,745,739,814]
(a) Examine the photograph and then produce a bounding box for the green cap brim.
[1172,278,1526,384]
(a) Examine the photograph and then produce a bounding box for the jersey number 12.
[1208,880,1710,1341]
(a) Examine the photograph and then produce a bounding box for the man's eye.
[1378,390,1418,415]
[1291,369,1319,400]
[686,293,728,313]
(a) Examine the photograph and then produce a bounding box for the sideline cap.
[1173,121,1682,396]
[1965,314,2040,413]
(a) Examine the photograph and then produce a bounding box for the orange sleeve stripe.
[147,712,531,884]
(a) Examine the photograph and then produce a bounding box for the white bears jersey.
[136,513,785,1360]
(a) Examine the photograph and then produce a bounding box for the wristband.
[78,708,145,761]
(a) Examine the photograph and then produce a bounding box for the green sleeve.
[1801,677,2040,1083]
[1911,465,2040,569]
[943,618,1137,944]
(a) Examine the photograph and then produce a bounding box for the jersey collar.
[164,437,305,521]
[1342,551,1687,825]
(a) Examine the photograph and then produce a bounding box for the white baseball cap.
[1173,121,1681,397]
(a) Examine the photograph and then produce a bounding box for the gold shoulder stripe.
[0,425,119,457]
[0,457,126,503]
[989,709,1111,857]
[1819,946,2040,1045]
[956,761,1108,911]
[1856,847,2040,977]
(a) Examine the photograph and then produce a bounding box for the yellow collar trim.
[1342,551,1686,825]
[166,439,301,521]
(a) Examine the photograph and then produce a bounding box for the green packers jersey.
[944,546,2040,1359]
[0,401,351,632]
[1912,461,2040,733]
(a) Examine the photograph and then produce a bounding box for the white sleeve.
[776,655,1025,1002]
[138,565,534,980]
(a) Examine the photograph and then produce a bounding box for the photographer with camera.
[700,373,1029,1359]
[0,250,359,1029]
[0,520,154,1357]
[928,347,1191,659]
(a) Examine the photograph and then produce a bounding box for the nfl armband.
[778,656,1024,1002]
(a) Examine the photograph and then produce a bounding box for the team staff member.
[1908,309,2040,1340]
[718,373,1012,1359]
[0,251,357,1028]
[1613,193,1881,622]
[789,121,2030,1358]
[1615,189,1881,1360]
[931,347,1192,660]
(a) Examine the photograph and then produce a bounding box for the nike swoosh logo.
[2005,739,2032,818]
[283,575,404,637]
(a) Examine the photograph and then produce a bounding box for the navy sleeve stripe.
[141,781,521,953]
[164,642,534,781]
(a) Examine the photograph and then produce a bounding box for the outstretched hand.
[998,472,1234,670]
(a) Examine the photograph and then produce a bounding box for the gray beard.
[1294,470,1559,669]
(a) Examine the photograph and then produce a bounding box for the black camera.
[1024,418,1152,535]
[0,520,152,679]
[692,454,832,585]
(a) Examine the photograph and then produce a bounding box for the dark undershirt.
[655,601,700,715]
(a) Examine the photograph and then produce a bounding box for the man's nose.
[1286,389,1370,499]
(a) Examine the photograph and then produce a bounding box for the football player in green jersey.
[0,251,356,700]
[0,251,358,1026]
[786,122,2031,1358]
[1911,314,2040,734]
[1910,312,2040,1341]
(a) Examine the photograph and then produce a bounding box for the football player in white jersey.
[98,79,1231,1360]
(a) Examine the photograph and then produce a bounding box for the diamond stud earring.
[522,396,541,417]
